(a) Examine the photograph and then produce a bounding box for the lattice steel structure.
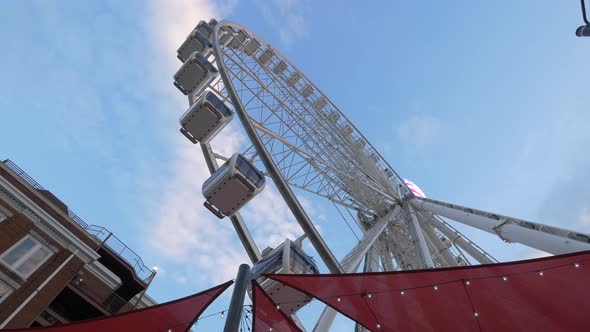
[174,20,590,331]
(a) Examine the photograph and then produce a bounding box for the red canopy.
[3,281,232,332]
[252,281,301,332]
[268,250,590,332]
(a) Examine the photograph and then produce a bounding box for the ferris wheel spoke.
[248,121,396,211]
[220,45,395,201]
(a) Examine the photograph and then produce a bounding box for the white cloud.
[255,0,309,47]
[397,114,447,150]
[241,183,302,248]
[578,207,590,227]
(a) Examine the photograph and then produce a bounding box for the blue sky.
[1,1,589,330]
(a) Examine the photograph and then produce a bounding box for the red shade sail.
[252,281,302,332]
[268,251,590,332]
[3,281,233,332]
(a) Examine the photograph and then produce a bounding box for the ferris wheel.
[172,19,590,331]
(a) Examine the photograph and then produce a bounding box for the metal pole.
[406,204,434,268]
[224,264,250,332]
[132,268,158,309]
[425,214,494,264]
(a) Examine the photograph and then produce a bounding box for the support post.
[406,204,434,268]
[224,264,251,332]
[313,210,395,332]
[133,268,158,308]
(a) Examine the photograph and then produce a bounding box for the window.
[0,235,53,279]
[0,279,13,303]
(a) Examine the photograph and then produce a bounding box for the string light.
[337,298,341,302]
[376,323,381,329]
[367,293,372,298]
[465,280,470,285]
[502,276,508,281]
[574,263,581,269]
[474,312,479,317]
[400,290,405,295]
[538,271,544,276]
[276,305,280,310]
[221,311,224,318]
[433,286,438,290]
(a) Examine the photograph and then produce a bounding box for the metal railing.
[86,225,154,282]
[1,159,155,282]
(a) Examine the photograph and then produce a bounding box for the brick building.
[0,160,157,328]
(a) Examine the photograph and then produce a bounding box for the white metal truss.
[174,19,590,332]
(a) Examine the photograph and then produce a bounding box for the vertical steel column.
[424,213,494,264]
[419,220,458,267]
[406,205,434,268]
[132,268,158,308]
[224,264,250,332]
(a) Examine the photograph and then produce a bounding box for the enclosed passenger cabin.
[219,26,235,46]
[327,111,340,123]
[202,153,265,218]
[370,152,380,163]
[208,18,218,27]
[196,20,214,40]
[355,138,366,150]
[228,29,250,50]
[258,48,275,66]
[301,85,313,98]
[249,239,319,315]
[244,38,262,56]
[286,72,301,87]
[179,91,233,144]
[341,124,353,136]
[273,60,287,75]
[173,52,218,96]
[177,30,211,62]
[313,97,327,112]
[384,168,394,179]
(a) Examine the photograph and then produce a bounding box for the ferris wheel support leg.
[419,219,458,267]
[200,142,262,263]
[363,242,381,272]
[411,197,590,255]
[424,213,494,264]
[312,210,396,332]
[378,241,396,271]
[406,205,435,268]
[354,245,380,332]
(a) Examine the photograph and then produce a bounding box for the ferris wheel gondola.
[202,153,265,219]
[179,90,234,144]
